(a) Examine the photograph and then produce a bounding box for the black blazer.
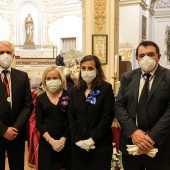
[115,64,170,154]
[56,54,65,66]
[68,82,115,145]
[0,68,33,137]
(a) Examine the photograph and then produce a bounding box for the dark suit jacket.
[68,82,114,145]
[68,82,115,169]
[56,54,65,66]
[0,68,33,137]
[115,64,170,155]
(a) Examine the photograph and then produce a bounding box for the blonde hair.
[0,40,15,55]
[42,65,67,90]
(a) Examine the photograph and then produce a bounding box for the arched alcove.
[17,1,42,45]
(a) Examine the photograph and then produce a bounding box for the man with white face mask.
[115,41,170,170]
[0,40,33,170]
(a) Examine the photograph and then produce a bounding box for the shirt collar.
[0,66,12,74]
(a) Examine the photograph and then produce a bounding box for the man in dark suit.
[56,50,65,66]
[0,40,33,170]
[115,41,170,170]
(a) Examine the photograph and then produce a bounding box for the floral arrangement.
[111,143,123,170]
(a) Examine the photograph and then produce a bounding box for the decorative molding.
[0,11,15,42]
[156,0,170,9]
[119,42,133,48]
[16,58,55,65]
[82,0,85,32]
[115,0,119,33]
[74,13,82,17]
[120,0,147,6]
[94,0,106,32]
[154,10,170,17]
[2,0,14,5]
[15,45,56,58]
[120,0,155,15]
[150,0,156,8]
[42,0,69,8]
[15,51,45,58]
[43,14,64,45]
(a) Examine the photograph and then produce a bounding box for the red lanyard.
[1,74,11,97]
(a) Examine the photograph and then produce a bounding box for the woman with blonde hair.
[35,65,70,170]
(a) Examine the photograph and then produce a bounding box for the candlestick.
[115,80,120,97]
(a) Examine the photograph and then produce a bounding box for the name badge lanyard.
[1,75,11,102]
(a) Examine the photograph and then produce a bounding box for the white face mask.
[139,55,157,72]
[81,70,96,83]
[0,53,13,68]
[46,79,62,93]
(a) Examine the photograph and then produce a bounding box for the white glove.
[83,138,95,148]
[49,138,64,152]
[126,145,158,158]
[76,138,95,151]
[76,140,84,147]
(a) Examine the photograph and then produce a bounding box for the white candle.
[114,55,118,74]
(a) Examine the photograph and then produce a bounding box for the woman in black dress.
[68,55,115,170]
[35,65,70,170]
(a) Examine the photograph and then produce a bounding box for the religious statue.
[25,13,34,44]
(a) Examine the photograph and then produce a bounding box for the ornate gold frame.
[92,34,108,64]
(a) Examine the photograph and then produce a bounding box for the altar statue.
[25,14,34,43]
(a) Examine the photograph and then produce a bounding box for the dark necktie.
[2,70,8,84]
[137,73,151,132]
[2,70,10,99]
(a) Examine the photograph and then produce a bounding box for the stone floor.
[5,142,34,170]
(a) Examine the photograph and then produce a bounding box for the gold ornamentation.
[43,14,64,45]
[119,42,133,48]
[94,0,106,32]
[119,49,132,61]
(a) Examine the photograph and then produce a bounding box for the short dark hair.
[136,41,160,57]
[76,55,106,89]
